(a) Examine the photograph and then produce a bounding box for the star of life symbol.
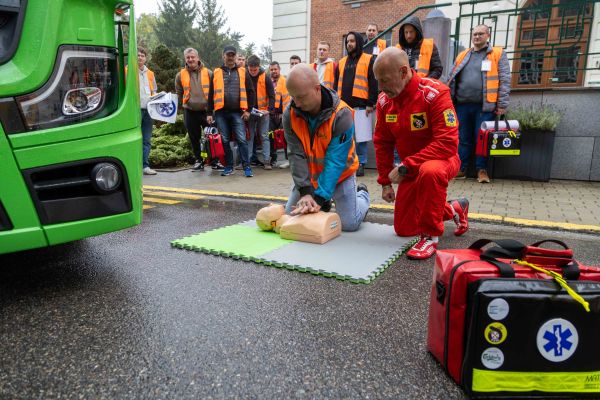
[158,100,177,117]
[536,318,578,362]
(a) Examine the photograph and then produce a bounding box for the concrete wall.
[511,89,600,181]
[272,0,311,76]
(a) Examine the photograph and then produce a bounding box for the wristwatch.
[397,163,409,176]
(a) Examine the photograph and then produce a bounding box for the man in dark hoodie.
[246,55,275,169]
[335,31,378,177]
[396,16,443,79]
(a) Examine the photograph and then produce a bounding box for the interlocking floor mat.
[171,220,415,283]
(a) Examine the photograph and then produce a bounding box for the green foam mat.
[171,220,415,284]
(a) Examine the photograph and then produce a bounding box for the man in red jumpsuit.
[373,48,469,260]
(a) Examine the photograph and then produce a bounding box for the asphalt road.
[1,196,599,399]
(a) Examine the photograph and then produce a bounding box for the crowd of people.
[136,19,511,259]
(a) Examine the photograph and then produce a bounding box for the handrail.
[363,2,452,49]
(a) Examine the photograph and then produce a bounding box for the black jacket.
[334,31,378,108]
[398,16,443,79]
[208,65,256,112]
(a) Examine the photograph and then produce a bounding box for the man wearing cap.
[210,45,257,177]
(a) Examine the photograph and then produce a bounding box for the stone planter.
[491,129,556,182]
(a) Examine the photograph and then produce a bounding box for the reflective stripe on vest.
[453,46,503,103]
[289,101,359,189]
[377,39,386,54]
[275,76,290,110]
[416,38,433,77]
[213,67,248,111]
[311,61,336,89]
[337,53,372,100]
[180,68,210,104]
[256,72,268,110]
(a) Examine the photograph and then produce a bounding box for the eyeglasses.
[472,32,488,37]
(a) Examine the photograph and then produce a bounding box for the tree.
[242,42,256,58]
[195,0,243,69]
[259,39,272,66]
[136,13,160,51]
[147,44,181,93]
[155,0,198,55]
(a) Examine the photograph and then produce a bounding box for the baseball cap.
[223,45,237,55]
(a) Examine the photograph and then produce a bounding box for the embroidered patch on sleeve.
[410,112,428,131]
[386,114,398,123]
[443,109,457,127]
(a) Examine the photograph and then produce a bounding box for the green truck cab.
[0,0,142,254]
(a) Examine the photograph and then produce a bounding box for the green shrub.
[507,105,562,132]
[148,115,194,167]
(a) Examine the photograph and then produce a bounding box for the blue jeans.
[356,141,368,165]
[285,175,370,232]
[456,103,494,172]
[248,113,270,162]
[141,109,153,168]
[215,110,249,167]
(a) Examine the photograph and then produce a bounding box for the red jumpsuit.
[374,73,460,237]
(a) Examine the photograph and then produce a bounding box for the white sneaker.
[143,167,157,175]
[278,161,289,169]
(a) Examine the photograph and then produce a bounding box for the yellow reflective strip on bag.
[489,149,520,156]
[472,369,600,393]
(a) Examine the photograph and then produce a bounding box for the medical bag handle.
[494,114,510,132]
[471,238,580,280]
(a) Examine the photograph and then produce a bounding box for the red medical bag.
[202,126,225,165]
[427,239,600,398]
[271,129,286,150]
[476,116,521,157]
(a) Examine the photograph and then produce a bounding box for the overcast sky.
[135,0,273,49]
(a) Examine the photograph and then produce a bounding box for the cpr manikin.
[255,204,341,244]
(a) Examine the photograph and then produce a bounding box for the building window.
[513,0,591,88]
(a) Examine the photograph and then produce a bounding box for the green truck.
[0,0,142,254]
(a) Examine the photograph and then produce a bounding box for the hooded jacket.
[283,86,357,206]
[334,31,378,109]
[397,16,443,79]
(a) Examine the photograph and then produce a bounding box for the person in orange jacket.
[373,47,469,260]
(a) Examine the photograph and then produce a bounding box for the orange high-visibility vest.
[453,46,503,103]
[274,75,290,111]
[337,53,373,100]
[180,68,209,104]
[395,38,434,77]
[376,39,386,54]
[256,72,268,110]
[126,66,156,95]
[311,61,336,89]
[289,101,358,189]
[213,67,248,111]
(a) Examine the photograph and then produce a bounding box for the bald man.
[373,48,469,259]
[283,64,370,232]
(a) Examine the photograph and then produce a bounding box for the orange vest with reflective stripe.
[213,67,248,111]
[311,61,336,89]
[395,38,434,77]
[453,46,502,103]
[256,72,268,110]
[180,68,210,104]
[337,53,372,100]
[274,76,290,111]
[289,101,359,189]
[377,39,386,54]
[126,66,156,95]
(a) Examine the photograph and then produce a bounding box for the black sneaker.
[191,161,204,171]
[212,162,225,170]
[250,160,264,167]
[356,164,365,177]
[357,183,369,193]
